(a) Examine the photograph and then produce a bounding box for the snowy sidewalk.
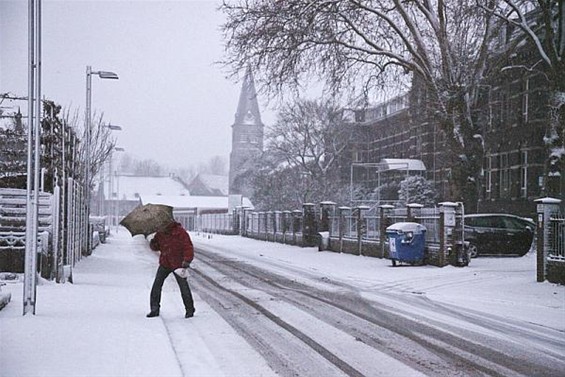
[0,231,273,377]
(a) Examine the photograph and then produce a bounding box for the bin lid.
[386,222,426,234]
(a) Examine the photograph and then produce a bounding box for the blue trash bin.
[386,222,427,266]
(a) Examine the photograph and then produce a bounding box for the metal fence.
[196,202,466,267]
[328,206,441,244]
[415,207,441,244]
[548,214,565,261]
[200,212,234,234]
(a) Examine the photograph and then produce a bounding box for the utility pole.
[23,0,41,316]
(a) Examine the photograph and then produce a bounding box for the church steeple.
[234,66,263,126]
[228,66,264,197]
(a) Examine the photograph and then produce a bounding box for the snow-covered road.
[1,229,564,376]
[192,239,565,376]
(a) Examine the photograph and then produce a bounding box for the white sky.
[0,0,275,171]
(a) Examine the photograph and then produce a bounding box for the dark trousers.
[150,265,195,313]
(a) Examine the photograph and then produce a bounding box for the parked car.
[464,214,535,257]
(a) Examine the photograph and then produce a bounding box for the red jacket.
[149,222,194,269]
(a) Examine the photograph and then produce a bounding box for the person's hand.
[181,260,191,268]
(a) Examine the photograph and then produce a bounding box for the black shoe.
[185,309,195,318]
[146,311,159,318]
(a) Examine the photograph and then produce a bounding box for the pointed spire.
[234,65,263,126]
[14,107,24,133]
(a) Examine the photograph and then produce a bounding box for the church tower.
[228,66,264,198]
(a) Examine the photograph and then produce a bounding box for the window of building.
[499,152,510,197]
[500,89,508,127]
[485,155,492,199]
[520,150,528,198]
[352,150,360,162]
[522,78,529,124]
[491,87,500,131]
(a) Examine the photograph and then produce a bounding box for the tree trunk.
[545,83,565,197]
[439,91,483,209]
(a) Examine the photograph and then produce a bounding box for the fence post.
[379,205,394,258]
[354,206,370,255]
[319,201,336,232]
[407,203,423,223]
[438,202,457,267]
[233,207,241,234]
[282,210,291,243]
[292,210,302,244]
[302,203,317,247]
[242,208,251,237]
[338,206,350,253]
[535,197,561,282]
[265,211,270,241]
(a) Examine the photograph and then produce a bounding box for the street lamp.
[85,66,118,254]
[108,147,125,232]
[98,124,122,216]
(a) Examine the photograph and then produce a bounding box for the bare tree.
[198,155,228,176]
[268,99,351,176]
[132,159,163,176]
[63,108,117,191]
[255,98,353,206]
[480,0,564,196]
[221,0,508,203]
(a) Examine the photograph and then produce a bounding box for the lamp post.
[85,66,118,254]
[23,0,41,316]
[98,124,122,215]
[108,146,124,231]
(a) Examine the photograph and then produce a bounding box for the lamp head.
[97,71,119,80]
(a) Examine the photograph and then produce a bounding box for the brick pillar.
[264,211,271,241]
[242,208,252,237]
[338,206,351,253]
[379,204,394,258]
[274,211,281,241]
[292,210,302,244]
[302,203,317,247]
[438,202,458,267]
[319,201,336,232]
[282,210,291,243]
[233,206,241,234]
[407,203,423,223]
[535,197,561,282]
[355,206,370,255]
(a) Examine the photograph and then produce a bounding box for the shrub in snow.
[398,175,438,207]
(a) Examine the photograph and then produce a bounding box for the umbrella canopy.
[120,203,174,237]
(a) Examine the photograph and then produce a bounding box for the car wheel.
[468,243,479,258]
[392,259,397,267]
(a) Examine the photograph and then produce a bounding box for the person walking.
[146,220,195,319]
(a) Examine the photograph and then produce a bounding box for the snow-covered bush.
[398,175,438,207]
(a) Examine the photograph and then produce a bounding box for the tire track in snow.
[192,263,366,377]
[194,245,565,377]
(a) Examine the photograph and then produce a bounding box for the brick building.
[347,49,557,217]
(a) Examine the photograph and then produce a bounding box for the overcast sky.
[0,0,275,171]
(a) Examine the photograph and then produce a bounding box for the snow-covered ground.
[0,229,563,376]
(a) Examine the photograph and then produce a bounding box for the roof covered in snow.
[379,158,426,171]
[187,174,228,196]
[111,175,190,201]
[140,194,253,212]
